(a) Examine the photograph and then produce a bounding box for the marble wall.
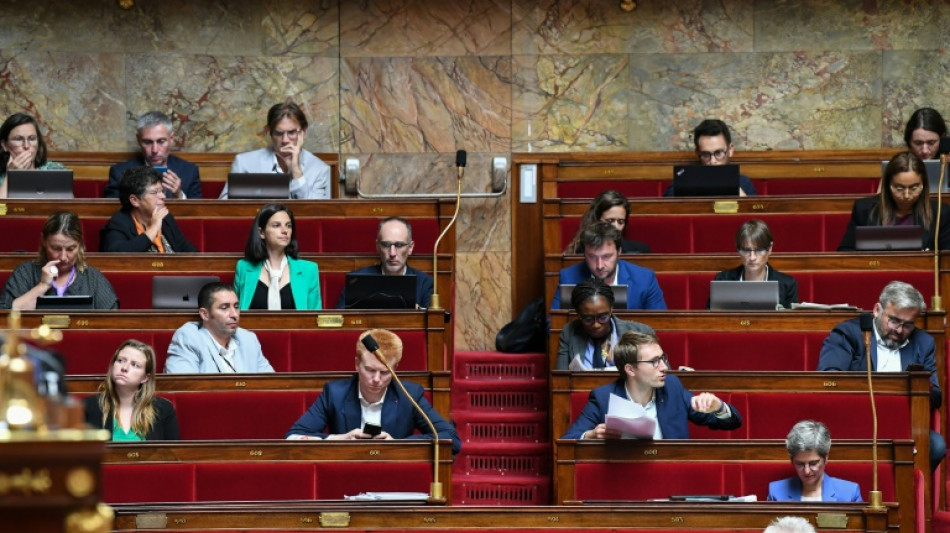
[1,0,948,349]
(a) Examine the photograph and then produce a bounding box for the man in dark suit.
[551,222,666,311]
[104,111,202,199]
[663,119,756,197]
[562,330,742,440]
[285,328,460,454]
[818,280,945,470]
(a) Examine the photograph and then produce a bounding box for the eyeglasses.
[271,129,301,139]
[7,135,38,147]
[890,183,923,196]
[885,314,916,331]
[636,353,669,369]
[378,240,410,250]
[738,248,769,257]
[579,312,611,325]
[698,149,728,162]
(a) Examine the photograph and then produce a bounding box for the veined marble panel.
[511,54,630,152]
[755,0,950,52]
[263,0,339,56]
[454,251,511,351]
[0,1,260,56]
[0,52,125,151]
[340,0,512,57]
[626,51,882,151]
[511,0,753,55]
[882,51,950,148]
[123,55,339,153]
[341,56,511,153]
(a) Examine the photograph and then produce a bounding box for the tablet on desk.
[227,172,291,199]
[6,169,74,199]
[35,295,94,310]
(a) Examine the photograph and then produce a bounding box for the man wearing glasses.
[335,216,434,309]
[663,119,756,197]
[562,331,742,439]
[105,111,202,199]
[818,280,945,469]
[220,102,331,199]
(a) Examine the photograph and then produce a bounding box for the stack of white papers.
[605,393,656,439]
[344,492,429,501]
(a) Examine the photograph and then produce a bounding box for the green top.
[0,160,66,185]
[111,418,144,442]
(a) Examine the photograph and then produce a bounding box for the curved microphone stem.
[429,167,463,310]
[863,326,883,509]
[365,344,444,502]
[934,154,946,311]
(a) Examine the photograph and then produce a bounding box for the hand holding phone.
[362,423,382,437]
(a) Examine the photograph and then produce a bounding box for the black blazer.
[837,197,950,251]
[99,210,197,253]
[83,395,180,440]
[105,155,202,199]
[708,264,799,309]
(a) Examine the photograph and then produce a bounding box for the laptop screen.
[672,164,740,196]
[152,275,221,309]
[6,169,74,199]
[227,173,291,199]
[344,274,417,309]
[709,280,779,310]
[854,225,923,251]
[35,295,94,310]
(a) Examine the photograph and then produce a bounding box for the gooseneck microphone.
[859,312,883,509]
[360,334,444,502]
[430,149,465,309]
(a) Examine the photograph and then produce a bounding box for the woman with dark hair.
[220,102,331,199]
[234,203,321,310]
[768,420,861,502]
[0,211,117,310]
[556,278,655,370]
[0,113,65,198]
[709,219,798,309]
[904,107,946,161]
[83,339,179,441]
[838,151,950,251]
[567,190,650,254]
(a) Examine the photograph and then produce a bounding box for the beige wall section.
[0,0,948,349]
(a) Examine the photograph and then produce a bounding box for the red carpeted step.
[450,378,548,413]
[454,442,551,477]
[454,411,548,444]
[453,351,547,381]
[452,474,551,505]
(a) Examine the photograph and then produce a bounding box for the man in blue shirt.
[551,222,666,311]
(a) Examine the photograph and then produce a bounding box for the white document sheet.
[604,393,656,439]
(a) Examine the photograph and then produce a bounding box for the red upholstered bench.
[555,178,879,199]
[102,463,195,503]
[163,391,316,440]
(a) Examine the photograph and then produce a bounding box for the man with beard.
[550,222,666,311]
[562,331,741,440]
[817,280,944,469]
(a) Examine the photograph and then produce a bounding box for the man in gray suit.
[556,279,655,370]
[165,282,274,373]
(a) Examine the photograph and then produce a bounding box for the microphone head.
[455,150,467,168]
[361,334,380,353]
[859,312,874,332]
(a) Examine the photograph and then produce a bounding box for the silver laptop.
[152,275,221,309]
[558,284,628,310]
[6,169,74,198]
[227,172,291,199]
[709,280,779,310]
[854,225,923,251]
[881,160,946,192]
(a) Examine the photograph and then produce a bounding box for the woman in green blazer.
[234,204,321,310]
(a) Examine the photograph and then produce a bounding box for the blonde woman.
[83,340,179,440]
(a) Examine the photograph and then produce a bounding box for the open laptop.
[708,280,779,310]
[343,274,417,309]
[227,173,291,199]
[671,164,740,196]
[6,169,74,199]
[152,275,221,309]
[854,225,923,251]
[558,284,628,310]
[35,295,94,310]
[880,160,946,192]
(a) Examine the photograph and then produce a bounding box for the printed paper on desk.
[605,393,656,439]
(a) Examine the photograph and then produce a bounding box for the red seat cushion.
[195,463,316,501]
[102,463,195,503]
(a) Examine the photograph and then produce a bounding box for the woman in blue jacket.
[768,420,862,502]
[234,203,321,310]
